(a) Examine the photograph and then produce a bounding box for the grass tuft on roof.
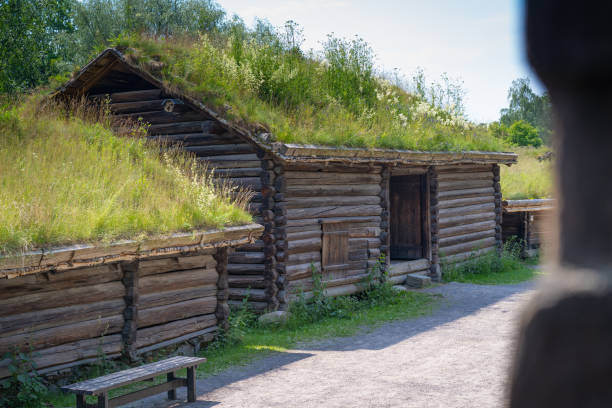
[0,95,252,255]
[110,33,509,153]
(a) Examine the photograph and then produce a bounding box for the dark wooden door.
[390,175,423,260]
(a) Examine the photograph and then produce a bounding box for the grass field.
[0,97,251,254]
[500,146,553,199]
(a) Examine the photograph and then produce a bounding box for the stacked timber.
[0,225,262,379]
[388,259,431,284]
[93,88,270,312]
[280,166,383,300]
[435,165,498,264]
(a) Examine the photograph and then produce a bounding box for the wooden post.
[167,372,176,400]
[379,166,391,275]
[492,164,503,254]
[76,395,86,408]
[121,260,139,362]
[428,166,441,280]
[261,155,279,311]
[214,247,230,332]
[274,163,288,310]
[97,393,109,408]
[187,366,196,402]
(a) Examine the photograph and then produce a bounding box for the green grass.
[43,285,437,407]
[501,146,553,199]
[0,97,251,254]
[442,242,542,285]
[107,33,509,153]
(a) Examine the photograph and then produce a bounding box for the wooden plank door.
[390,175,423,260]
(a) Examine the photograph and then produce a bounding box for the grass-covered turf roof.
[90,33,512,153]
[0,96,252,255]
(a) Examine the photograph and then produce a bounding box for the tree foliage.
[499,77,552,144]
[0,0,73,93]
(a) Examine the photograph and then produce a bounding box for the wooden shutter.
[321,222,350,271]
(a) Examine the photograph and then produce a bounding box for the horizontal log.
[287,238,321,254]
[0,264,121,299]
[286,216,381,228]
[0,314,123,354]
[438,179,493,191]
[438,203,495,218]
[287,251,321,265]
[437,171,492,181]
[437,187,495,200]
[286,184,381,197]
[438,220,496,238]
[227,264,265,274]
[199,153,259,162]
[285,195,380,209]
[136,314,217,349]
[441,246,496,264]
[148,120,223,136]
[0,334,123,378]
[228,288,267,302]
[439,237,497,256]
[138,255,216,276]
[228,300,268,312]
[208,160,262,170]
[284,163,382,173]
[227,274,267,288]
[287,205,381,220]
[229,252,265,264]
[116,110,207,125]
[139,268,218,295]
[439,212,496,229]
[111,99,171,114]
[139,285,216,309]
[0,298,124,338]
[91,89,161,103]
[236,240,264,252]
[213,167,262,178]
[438,195,494,209]
[187,144,255,156]
[138,297,216,328]
[389,166,428,176]
[286,262,321,281]
[137,326,216,356]
[149,132,242,146]
[439,230,496,248]
[0,281,124,317]
[435,164,491,173]
[388,259,431,276]
[286,230,322,241]
[220,177,261,190]
[284,171,381,185]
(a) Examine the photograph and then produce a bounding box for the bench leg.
[167,372,177,400]
[187,366,196,402]
[97,393,109,408]
[76,395,86,408]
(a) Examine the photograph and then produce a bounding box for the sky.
[217,0,540,123]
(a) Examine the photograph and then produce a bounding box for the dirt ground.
[131,281,536,408]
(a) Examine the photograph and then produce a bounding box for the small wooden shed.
[0,224,262,378]
[502,199,554,257]
[57,48,518,312]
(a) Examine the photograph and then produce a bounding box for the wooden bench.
[62,356,206,407]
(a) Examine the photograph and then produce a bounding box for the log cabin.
[55,48,518,312]
[502,199,554,257]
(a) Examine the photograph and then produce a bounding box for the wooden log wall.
[0,250,226,379]
[434,164,498,264]
[502,209,553,256]
[278,166,383,300]
[92,88,271,312]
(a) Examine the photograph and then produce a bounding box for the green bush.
[1,349,49,408]
[506,120,543,147]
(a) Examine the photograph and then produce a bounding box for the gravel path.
[132,281,536,408]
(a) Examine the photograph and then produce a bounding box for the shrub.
[0,349,48,408]
[506,120,543,147]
